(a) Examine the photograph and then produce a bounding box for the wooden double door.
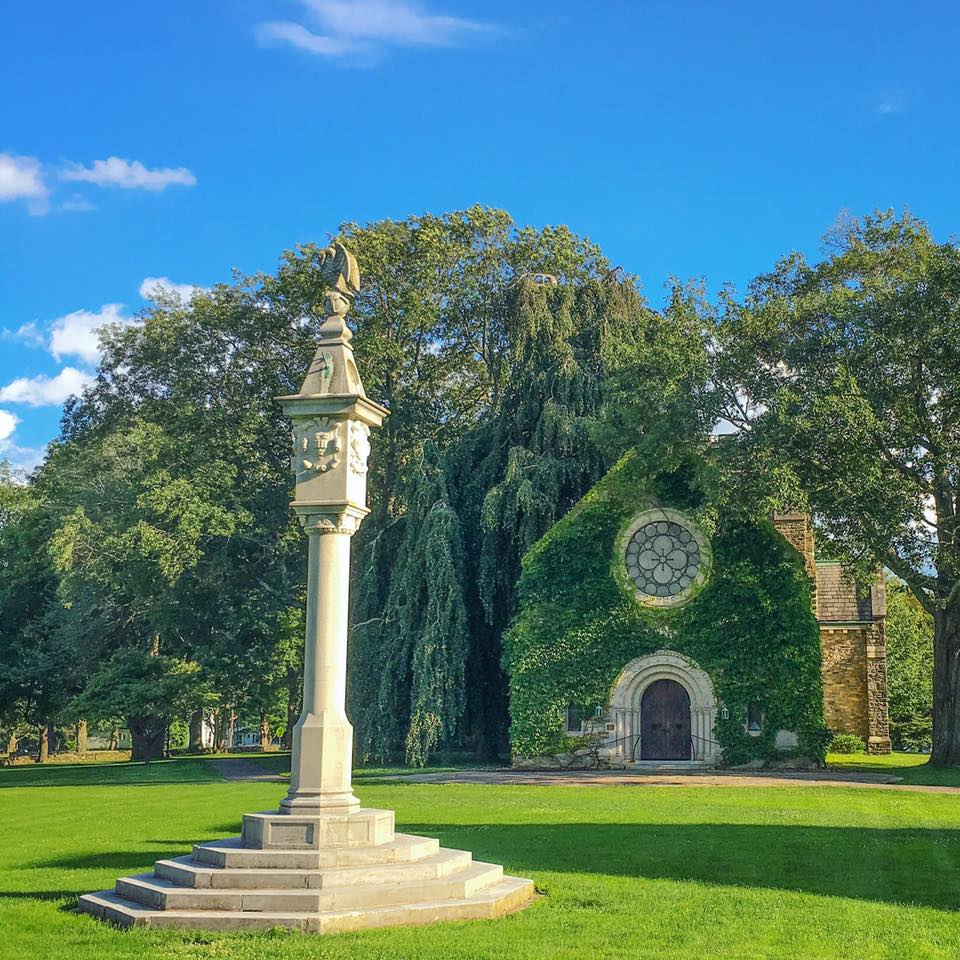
[640,678,691,760]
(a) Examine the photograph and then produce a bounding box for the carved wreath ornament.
[621,508,711,607]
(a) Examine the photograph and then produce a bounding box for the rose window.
[623,513,708,605]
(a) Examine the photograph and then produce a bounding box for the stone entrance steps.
[624,759,713,771]
[77,816,535,933]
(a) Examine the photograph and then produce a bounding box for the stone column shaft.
[281,515,361,815]
[304,528,350,716]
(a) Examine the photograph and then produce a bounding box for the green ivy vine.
[504,450,828,764]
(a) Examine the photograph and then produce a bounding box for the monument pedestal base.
[77,807,534,933]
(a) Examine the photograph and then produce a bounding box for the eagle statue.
[317,241,360,318]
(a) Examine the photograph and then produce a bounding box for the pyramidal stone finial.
[298,241,365,398]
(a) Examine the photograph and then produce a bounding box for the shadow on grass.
[0,890,85,902]
[30,848,190,871]
[400,821,960,911]
[0,758,223,789]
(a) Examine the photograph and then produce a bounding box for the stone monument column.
[276,241,387,816]
[282,509,364,813]
[78,241,533,932]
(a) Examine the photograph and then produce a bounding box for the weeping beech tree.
[352,276,652,762]
[358,444,470,765]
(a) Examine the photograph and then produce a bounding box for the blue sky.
[1,0,958,471]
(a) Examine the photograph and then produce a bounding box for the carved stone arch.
[606,650,720,764]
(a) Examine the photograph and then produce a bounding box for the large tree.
[31,207,612,764]
[40,419,234,759]
[0,462,76,760]
[716,211,960,764]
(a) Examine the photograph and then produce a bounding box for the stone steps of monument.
[157,856,318,890]
[114,860,503,913]
[190,833,438,872]
[316,847,474,885]
[78,875,535,933]
[134,847,474,907]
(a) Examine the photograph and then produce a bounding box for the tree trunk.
[37,722,50,763]
[128,715,166,762]
[227,709,236,752]
[212,709,228,753]
[930,597,960,765]
[5,732,16,756]
[75,720,88,754]
[259,713,272,752]
[188,709,205,753]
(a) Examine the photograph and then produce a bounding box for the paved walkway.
[385,768,960,794]
[204,758,960,794]
[206,758,285,782]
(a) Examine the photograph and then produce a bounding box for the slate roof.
[816,564,876,622]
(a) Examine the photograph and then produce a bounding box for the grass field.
[826,751,960,787]
[2,756,960,959]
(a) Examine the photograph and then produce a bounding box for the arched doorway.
[640,678,691,759]
[606,650,719,764]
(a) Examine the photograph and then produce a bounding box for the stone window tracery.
[620,508,711,607]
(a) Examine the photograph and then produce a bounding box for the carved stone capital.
[297,504,369,537]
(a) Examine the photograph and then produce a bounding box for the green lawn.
[827,751,960,787]
[2,758,960,959]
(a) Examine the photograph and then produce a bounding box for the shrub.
[830,733,866,754]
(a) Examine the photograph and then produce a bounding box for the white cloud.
[0,367,92,407]
[256,0,497,62]
[61,156,197,191]
[0,152,49,214]
[0,408,44,474]
[47,303,131,365]
[0,409,18,442]
[139,276,207,302]
[1,321,45,347]
[875,92,904,115]
[0,436,46,475]
[59,193,97,213]
[257,20,360,56]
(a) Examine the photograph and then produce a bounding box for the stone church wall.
[820,626,870,735]
[772,517,892,754]
[821,622,890,752]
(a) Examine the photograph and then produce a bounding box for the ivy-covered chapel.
[504,452,892,768]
